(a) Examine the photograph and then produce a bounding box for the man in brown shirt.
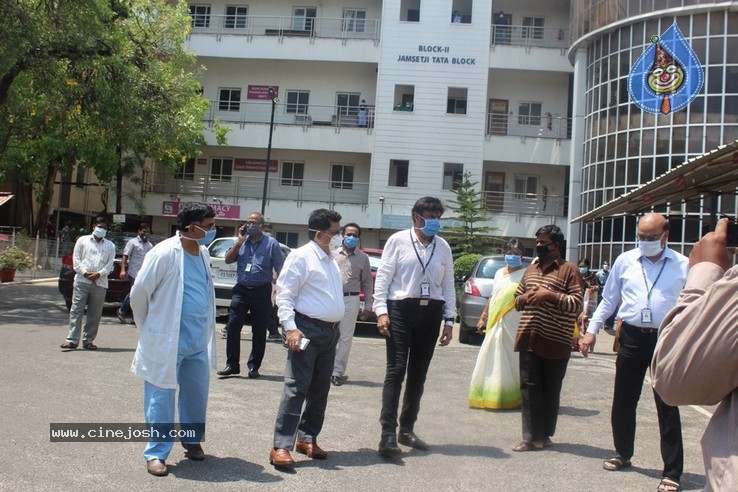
[512,224,583,451]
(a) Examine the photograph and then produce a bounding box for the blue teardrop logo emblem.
[628,23,704,115]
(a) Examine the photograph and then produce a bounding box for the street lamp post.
[261,87,277,215]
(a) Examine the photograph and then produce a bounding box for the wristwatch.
[444,318,455,326]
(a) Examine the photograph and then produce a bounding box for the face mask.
[602,264,609,272]
[344,235,359,249]
[329,232,343,249]
[536,244,552,259]
[93,227,107,238]
[505,254,522,267]
[246,224,261,236]
[182,225,216,246]
[638,239,664,257]
[416,216,441,237]
[140,234,149,242]
[579,267,589,275]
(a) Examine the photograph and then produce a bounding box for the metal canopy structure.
[572,140,738,223]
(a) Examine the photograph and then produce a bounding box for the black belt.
[236,283,272,291]
[344,292,360,297]
[622,321,658,334]
[294,311,339,329]
[390,298,445,307]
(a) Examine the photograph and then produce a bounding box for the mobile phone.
[727,221,738,247]
[238,224,246,237]
[299,337,311,350]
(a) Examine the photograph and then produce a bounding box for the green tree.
[445,171,502,256]
[0,0,227,233]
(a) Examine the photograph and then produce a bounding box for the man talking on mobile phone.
[217,212,284,379]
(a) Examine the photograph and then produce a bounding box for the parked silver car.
[458,255,533,344]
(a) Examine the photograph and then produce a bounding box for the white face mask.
[329,233,343,249]
[638,239,664,257]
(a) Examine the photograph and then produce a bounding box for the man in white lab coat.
[130,203,218,477]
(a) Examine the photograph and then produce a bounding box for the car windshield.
[367,254,382,271]
[209,238,235,258]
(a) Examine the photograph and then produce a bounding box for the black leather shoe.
[217,366,240,376]
[378,435,401,457]
[248,369,260,379]
[398,430,429,450]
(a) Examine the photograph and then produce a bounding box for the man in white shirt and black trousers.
[579,213,688,492]
[373,196,456,457]
[269,209,345,470]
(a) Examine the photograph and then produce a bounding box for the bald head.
[637,213,669,243]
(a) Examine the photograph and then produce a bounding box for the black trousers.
[612,322,683,480]
[380,299,443,437]
[519,351,569,442]
[225,283,273,371]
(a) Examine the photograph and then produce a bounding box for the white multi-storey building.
[54,0,737,261]
[119,0,573,252]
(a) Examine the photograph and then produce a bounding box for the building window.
[514,175,538,199]
[276,231,299,248]
[343,9,366,32]
[389,160,409,187]
[443,163,463,190]
[400,0,420,22]
[218,88,241,111]
[210,157,233,182]
[394,85,414,111]
[522,16,545,40]
[331,164,354,189]
[447,87,468,114]
[518,102,542,126]
[281,161,304,187]
[224,5,248,29]
[292,7,316,31]
[451,1,471,23]
[336,93,360,116]
[75,166,86,189]
[175,158,196,181]
[286,91,309,114]
[189,5,211,28]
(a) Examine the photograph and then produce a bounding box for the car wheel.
[64,298,72,310]
[458,323,473,344]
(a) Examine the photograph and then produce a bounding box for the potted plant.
[0,246,35,282]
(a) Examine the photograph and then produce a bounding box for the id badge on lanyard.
[420,281,430,306]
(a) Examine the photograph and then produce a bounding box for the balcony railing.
[486,112,572,139]
[482,190,567,218]
[189,14,381,42]
[206,100,374,129]
[490,24,570,50]
[143,171,370,206]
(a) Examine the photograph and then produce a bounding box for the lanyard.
[639,256,667,308]
[246,238,262,261]
[410,231,435,276]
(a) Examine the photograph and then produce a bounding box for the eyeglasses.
[196,222,216,231]
[244,220,263,225]
[637,233,663,242]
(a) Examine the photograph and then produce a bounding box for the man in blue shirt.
[217,212,285,379]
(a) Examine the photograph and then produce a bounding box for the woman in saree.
[468,239,526,410]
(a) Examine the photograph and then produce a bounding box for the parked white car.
[207,237,291,309]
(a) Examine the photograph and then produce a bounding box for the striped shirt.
[513,257,584,360]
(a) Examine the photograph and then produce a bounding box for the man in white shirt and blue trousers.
[130,203,218,477]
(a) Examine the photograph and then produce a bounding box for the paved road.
[0,280,711,491]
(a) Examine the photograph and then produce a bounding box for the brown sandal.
[603,456,632,471]
[512,441,544,452]
[83,343,98,350]
[60,342,78,349]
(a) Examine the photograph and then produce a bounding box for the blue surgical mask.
[92,227,107,238]
[579,267,589,275]
[182,225,216,246]
[246,224,261,236]
[505,254,522,267]
[416,216,441,237]
[344,235,359,249]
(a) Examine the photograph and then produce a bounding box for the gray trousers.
[66,280,106,344]
[273,317,340,450]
